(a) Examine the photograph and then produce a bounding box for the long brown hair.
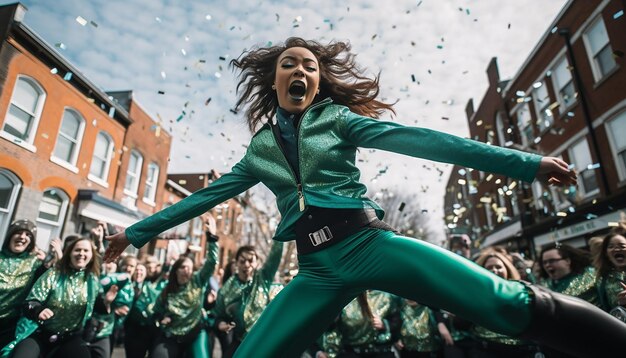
[474,251,521,281]
[594,229,626,279]
[231,37,396,132]
[160,257,193,300]
[57,237,101,277]
[537,242,590,279]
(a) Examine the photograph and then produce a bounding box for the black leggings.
[10,331,90,358]
[124,320,159,358]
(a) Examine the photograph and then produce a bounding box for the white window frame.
[0,75,46,152]
[551,56,576,111]
[568,138,600,198]
[0,169,22,248]
[124,150,143,198]
[605,110,626,182]
[582,16,617,82]
[88,131,114,187]
[142,162,159,205]
[515,102,533,147]
[50,108,85,172]
[533,80,553,133]
[35,188,69,250]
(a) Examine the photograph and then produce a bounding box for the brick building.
[444,0,626,257]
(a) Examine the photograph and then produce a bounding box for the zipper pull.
[297,184,305,211]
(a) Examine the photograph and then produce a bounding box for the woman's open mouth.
[288,80,306,102]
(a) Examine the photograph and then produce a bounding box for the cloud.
[4,0,568,244]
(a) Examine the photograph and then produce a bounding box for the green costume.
[153,241,218,337]
[597,270,625,312]
[127,276,168,326]
[540,266,598,305]
[93,272,134,339]
[213,240,283,340]
[1,268,99,356]
[322,290,400,357]
[0,250,42,321]
[398,301,440,354]
[123,100,556,357]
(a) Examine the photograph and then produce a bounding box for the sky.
[4,0,569,245]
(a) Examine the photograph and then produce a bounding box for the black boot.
[519,284,626,358]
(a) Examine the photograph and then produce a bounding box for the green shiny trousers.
[234,228,533,358]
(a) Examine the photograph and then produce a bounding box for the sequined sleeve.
[195,241,219,285]
[26,268,57,303]
[259,240,283,283]
[126,160,259,248]
[341,109,541,183]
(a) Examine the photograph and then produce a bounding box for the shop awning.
[481,219,522,247]
[77,189,146,229]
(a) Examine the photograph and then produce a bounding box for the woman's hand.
[536,157,577,187]
[103,231,130,263]
[114,305,130,317]
[38,308,54,321]
[160,316,172,326]
[104,285,119,307]
[218,321,236,332]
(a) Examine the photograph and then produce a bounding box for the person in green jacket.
[0,220,57,350]
[213,240,283,357]
[150,236,219,358]
[593,229,626,318]
[104,37,625,358]
[537,242,598,305]
[2,236,110,358]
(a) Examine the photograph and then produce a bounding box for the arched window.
[143,162,159,203]
[0,169,22,247]
[52,108,85,168]
[1,76,46,149]
[35,188,69,249]
[89,131,114,186]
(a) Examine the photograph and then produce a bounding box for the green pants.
[234,228,532,357]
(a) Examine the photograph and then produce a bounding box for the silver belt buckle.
[309,226,333,246]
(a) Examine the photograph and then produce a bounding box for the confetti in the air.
[614,10,624,19]
[75,16,88,26]
[55,43,66,50]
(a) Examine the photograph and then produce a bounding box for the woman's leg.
[340,230,531,335]
[50,335,90,358]
[233,266,357,358]
[10,336,43,358]
[88,336,110,358]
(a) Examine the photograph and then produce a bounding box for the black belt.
[294,207,380,255]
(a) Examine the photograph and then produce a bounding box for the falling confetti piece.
[587,163,600,170]
[50,68,58,74]
[76,16,87,26]
[398,202,406,212]
[181,49,187,56]
[614,10,624,19]
[155,17,162,23]
[158,90,165,95]
[63,72,73,81]
[411,74,416,82]
[214,72,221,78]
[205,14,212,20]
[160,71,166,79]
[55,42,66,50]
[441,117,449,120]
[90,21,98,27]
[205,97,212,106]
[507,23,511,29]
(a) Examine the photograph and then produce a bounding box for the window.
[569,139,599,197]
[89,131,114,184]
[124,150,143,196]
[1,76,45,147]
[516,103,533,146]
[583,17,617,81]
[495,112,507,147]
[35,188,69,250]
[552,56,576,110]
[606,112,626,181]
[533,81,552,132]
[0,169,22,247]
[483,202,493,230]
[52,109,85,166]
[143,162,159,203]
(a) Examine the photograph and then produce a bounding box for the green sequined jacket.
[213,240,283,340]
[93,272,134,339]
[1,268,99,356]
[0,250,42,321]
[541,266,598,305]
[125,99,542,248]
[597,270,625,312]
[398,301,440,353]
[322,291,401,357]
[153,242,218,337]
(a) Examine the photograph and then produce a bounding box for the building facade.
[444,0,626,257]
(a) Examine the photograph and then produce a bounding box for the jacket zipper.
[271,98,332,212]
